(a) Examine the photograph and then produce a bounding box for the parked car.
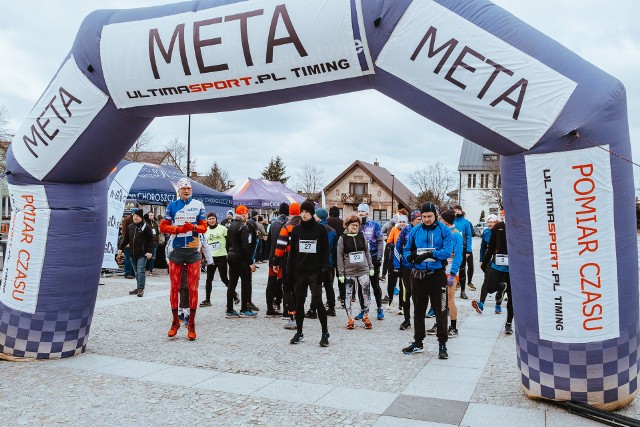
[473,222,488,237]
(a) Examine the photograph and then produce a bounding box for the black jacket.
[227,218,253,264]
[120,222,153,258]
[482,221,508,267]
[287,219,329,277]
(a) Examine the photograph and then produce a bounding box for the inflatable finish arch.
[2,0,637,410]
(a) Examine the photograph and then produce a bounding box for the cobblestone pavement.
[1,236,638,425]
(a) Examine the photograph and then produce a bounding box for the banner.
[12,56,109,180]
[101,0,368,108]
[103,163,144,269]
[375,1,577,150]
[0,185,51,313]
[526,147,619,343]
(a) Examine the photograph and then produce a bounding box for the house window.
[373,209,388,221]
[377,190,381,197]
[349,182,368,195]
[467,174,476,189]
[338,208,343,218]
[493,174,501,188]
[1,196,10,219]
[480,174,487,189]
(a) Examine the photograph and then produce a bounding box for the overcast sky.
[1,0,639,194]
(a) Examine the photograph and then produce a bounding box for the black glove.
[414,251,433,264]
[373,259,382,267]
[481,262,488,273]
[407,252,417,263]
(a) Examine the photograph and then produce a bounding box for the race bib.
[210,241,221,251]
[152,229,156,235]
[349,251,365,264]
[300,239,317,253]
[417,247,436,262]
[495,254,509,266]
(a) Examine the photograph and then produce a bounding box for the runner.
[200,212,231,308]
[336,214,374,330]
[356,203,385,320]
[273,203,302,330]
[226,205,258,318]
[396,210,421,331]
[402,202,453,359]
[286,200,331,346]
[453,205,475,298]
[159,178,207,341]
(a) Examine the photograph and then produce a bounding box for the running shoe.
[438,344,448,359]
[290,332,304,344]
[187,322,196,340]
[355,310,365,320]
[326,307,336,317]
[426,323,437,335]
[460,291,468,299]
[247,302,260,312]
[239,310,257,317]
[505,322,514,335]
[167,320,180,337]
[399,320,411,330]
[284,319,297,330]
[398,308,404,316]
[467,283,477,291]
[381,296,390,304]
[306,309,317,319]
[472,300,484,314]
[362,315,373,329]
[377,307,385,320]
[448,327,459,338]
[347,318,355,330]
[402,342,424,355]
[319,332,330,347]
[199,300,212,307]
[495,305,502,314]
[225,310,240,318]
[426,307,435,318]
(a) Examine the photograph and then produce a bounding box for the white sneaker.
[284,319,297,330]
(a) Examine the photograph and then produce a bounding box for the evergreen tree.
[261,156,289,184]
[200,162,230,191]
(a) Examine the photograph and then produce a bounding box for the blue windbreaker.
[361,217,383,262]
[453,216,473,251]
[449,228,464,276]
[403,221,454,271]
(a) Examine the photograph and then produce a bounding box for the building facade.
[457,139,502,224]
[323,160,417,220]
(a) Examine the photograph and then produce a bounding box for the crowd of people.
[117,178,512,356]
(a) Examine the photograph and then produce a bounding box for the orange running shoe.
[168,320,180,337]
[187,322,196,340]
[363,315,373,329]
[347,318,355,329]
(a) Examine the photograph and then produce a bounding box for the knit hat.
[329,206,340,217]
[131,208,144,219]
[289,203,301,216]
[300,200,315,216]
[420,201,438,215]
[440,209,455,225]
[486,214,498,222]
[410,210,421,221]
[177,178,191,189]
[278,202,289,216]
[236,205,249,215]
[315,208,328,220]
[397,214,408,223]
[251,210,259,217]
[226,209,234,217]
[357,203,370,213]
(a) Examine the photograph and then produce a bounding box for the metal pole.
[187,114,191,177]
[391,174,395,218]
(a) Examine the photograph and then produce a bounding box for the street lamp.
[186,114,191,177]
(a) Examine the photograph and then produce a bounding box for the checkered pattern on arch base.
[516,322,639,408]
[0,303,93,359]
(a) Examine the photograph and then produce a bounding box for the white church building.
[456,139,502,224]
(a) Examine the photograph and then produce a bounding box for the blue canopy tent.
[102,160,232,269]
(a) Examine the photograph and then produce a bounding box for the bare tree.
[0,106,12,141]
[126,131,154,161]
[200,162,230,191]
[0,106,13,175]
[408,162,457,210]
[477,159,503,210]
[165,137,185,172]
[293,163,326,200]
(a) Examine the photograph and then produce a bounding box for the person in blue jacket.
[453,205,475,299]
[402,202,453,359]
[395,210,421,331]
[435,209,463,338]
[357,203,385,320]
